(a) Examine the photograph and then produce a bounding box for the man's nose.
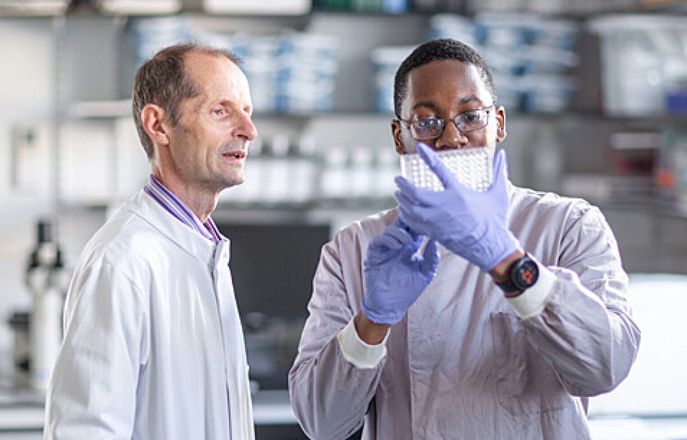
[434,119,468,150]
[235,112,258,141]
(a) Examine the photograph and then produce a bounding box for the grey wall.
[0,19,57,350]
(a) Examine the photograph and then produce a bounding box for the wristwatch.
[495,253,539,296]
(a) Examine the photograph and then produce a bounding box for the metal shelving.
[43,9,687,244]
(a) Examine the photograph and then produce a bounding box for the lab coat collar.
[124,189,226,268]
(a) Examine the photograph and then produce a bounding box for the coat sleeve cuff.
[336,317,389,369]
[506,261,557,319]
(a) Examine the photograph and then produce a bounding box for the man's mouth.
[223,150,246,159]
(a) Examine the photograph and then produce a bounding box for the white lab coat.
[44,190,254,440]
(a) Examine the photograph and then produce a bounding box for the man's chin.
[223,175,245,189]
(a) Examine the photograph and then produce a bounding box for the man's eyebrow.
[411,96,484,112]
[457,96,482,105]
[411,101,439,112]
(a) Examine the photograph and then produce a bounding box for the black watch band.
[495,253,539,295]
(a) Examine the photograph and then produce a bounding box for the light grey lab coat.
[289,185,640,440]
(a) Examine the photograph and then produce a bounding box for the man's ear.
[495,106,507,143]
[141,104,170,147]
[391,119,405,155]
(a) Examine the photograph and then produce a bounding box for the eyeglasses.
[396,105,495,140]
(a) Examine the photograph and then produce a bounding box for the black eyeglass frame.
[395,104,497,140]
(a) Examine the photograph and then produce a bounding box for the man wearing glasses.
[289,39,640,439]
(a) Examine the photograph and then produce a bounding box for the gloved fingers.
[416,142,459,191]
[394,174,413,190]
[395,192,425,228]
[489,149,509,191]
[397,198,434,225]
[365,240,400,267]
[394,175,440,207]
[394,216,421,241]
[419,239,440,278]
[394,184,442,215]
[371,230,406,251]
[394,175,423,201]
[395,216,422,238]
[394,176,437,203]
[384,221,416,246]
[394,189,421,213]
[396,197,422,219]
[397,206,433,238]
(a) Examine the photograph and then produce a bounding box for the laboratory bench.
[0,388,310,440]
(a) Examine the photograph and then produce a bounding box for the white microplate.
[400,147,493,192]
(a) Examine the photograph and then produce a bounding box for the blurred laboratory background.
[1,0,687,438]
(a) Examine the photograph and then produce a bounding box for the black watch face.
[514,259,539,289]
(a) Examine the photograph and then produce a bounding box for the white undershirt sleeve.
[506,261,557,319]
[336,317,389,369]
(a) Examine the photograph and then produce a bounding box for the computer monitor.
[218,221,330,320]
[216,220,331,390]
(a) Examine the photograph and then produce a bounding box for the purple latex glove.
[361,219,440,325]
[394,143,520,272]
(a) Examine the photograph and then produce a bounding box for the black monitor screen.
[219,221,331,321]
[216,221,331,390]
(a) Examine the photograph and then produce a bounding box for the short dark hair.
[393,38,495,117]
[131,43,242,159]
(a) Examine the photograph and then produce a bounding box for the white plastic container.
[588,15,687,116]
[197,0,311,15]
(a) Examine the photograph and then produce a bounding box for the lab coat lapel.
[213,240,255,440]
[125,190,216,265]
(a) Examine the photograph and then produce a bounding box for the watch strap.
[495,253,539,295]
[495,275,520,294]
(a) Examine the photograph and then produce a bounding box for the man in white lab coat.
[289,38,641,439]
[44,43,258,439]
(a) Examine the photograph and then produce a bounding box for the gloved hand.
[361,219,440,325]
[395,143,520,272]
